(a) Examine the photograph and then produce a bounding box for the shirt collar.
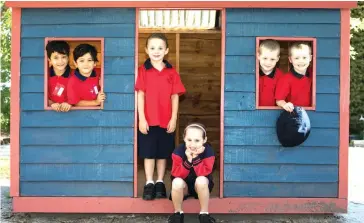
[49,65,71,78]
[74,68,97,81]
[143,58,173,70]
[290,65,310,79]
[259,67,277,78]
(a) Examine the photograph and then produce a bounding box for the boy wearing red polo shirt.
[67,44,106,107]
[257,39,284,106]
[135,33,186,200]
[46,40,72,112]
[275,42,313,112]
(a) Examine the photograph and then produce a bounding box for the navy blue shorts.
[169,176,214,200]
[137,126,175,159]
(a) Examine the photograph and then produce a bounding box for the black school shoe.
[155,182,167,198]
[199,214,216,223]
[142,183,155,200]
[168,212,184,223]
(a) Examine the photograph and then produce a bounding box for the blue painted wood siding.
[20,8,135,196]
[224,9,340,197]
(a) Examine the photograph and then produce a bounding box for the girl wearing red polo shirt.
[46,40,72,112]
[67,44,106,107]
[135,33,186,201]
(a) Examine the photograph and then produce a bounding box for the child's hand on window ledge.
[51,103,61,112]
[282,102,294,113]
[60,102,72,112]
[96,92,106,105]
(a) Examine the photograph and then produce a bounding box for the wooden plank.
[224,146,338,164]
[104,75,134,93]
[139,28,221,34]
[226,37,256,56]
[224,164,338,182]
[317,58,340,75]
[20,164,133,181]
[21,38,44,57]
[226,23,340,38]
[317,38,340,58]
[224,92,255,110]
[21,57,44,75]
[104,57,134,75]
[224,111,339,128]
[21,8,135,25]
[21,111,134,127]
[179,99,220,115]
[316,76,339,94]
[225,56,255,73]
[20,127,134,145]
[20,182,133,196]
[226,8,340,24]
[21,145,133,164]
[224,127,339,147]
[224,182,338,197]
[20,93,134,111]
[22,24,135,38]
[316,94,339,112]
[224,73,255,92]
[104,38,135,57]
[21,75,43,93]
[179,114,220,128]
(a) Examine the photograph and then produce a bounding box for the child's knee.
[172,178,185,190]
[195,176,209,188]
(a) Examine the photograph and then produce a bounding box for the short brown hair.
[259,39,280,54]
[146,33,169,48]
[289,42,312,56]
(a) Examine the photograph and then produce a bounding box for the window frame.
[44,37,105,110]
[255,36,317,110]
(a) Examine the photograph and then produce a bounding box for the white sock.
[200,211,209,215]
[156,180,164,183]
[176,211,184,214]
[146,180,154,185]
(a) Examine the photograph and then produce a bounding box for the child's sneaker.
[142,183,155,200]
[199,214,216,223]
[155,182,167,198]
[168,212,184,223]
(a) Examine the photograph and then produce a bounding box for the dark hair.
[46,41,70,59]
[146,33,169,48]
[183,122,207,139]
[73,43,98,62]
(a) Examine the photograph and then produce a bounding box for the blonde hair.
[259,39,280,54]
[289,42,312,56]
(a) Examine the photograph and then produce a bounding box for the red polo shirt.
[48,66,71,103]
[259,67,284,106]
[135,59,186,128]
[275,68,312,107]
[67,68,101,105]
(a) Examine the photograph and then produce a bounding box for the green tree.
[1,1,11,134]
[350,1,364,137]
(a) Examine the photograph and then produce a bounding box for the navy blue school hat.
[276,106,311,147]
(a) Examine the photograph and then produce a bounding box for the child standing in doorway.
[168,123,216,223]
[135,33,186,200]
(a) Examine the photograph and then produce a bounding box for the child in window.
[67,43,106,107]
[168,123,216,223]
[275,42,313,112]
[46,40,72,112]
[135,33,186,200]
[258,39,284,106]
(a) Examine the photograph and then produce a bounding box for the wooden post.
[175,33,180,147]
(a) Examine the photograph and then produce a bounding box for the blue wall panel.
[20,8,136,196]
[224,8,340,198]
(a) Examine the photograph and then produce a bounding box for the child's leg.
[171,178,188,212]
[194,176,210,212]
[144,158,155,182]
[156,159,166,181]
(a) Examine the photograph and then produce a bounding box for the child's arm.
[276,100,294,112]
[167,94,179,133]
[192,155,215,177]
[171,153,191,179]
[74,92,106,107]
[137,91,149,134]
[48,99,61,111]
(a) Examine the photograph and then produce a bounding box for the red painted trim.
[10,7,21,197]
[219,8,226,199]
[43,37,104,110]
[339,9,350,200]
[134,8,139,198]
[255,36,317,111]
[5,1,357,9]
[13,197,347,213]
